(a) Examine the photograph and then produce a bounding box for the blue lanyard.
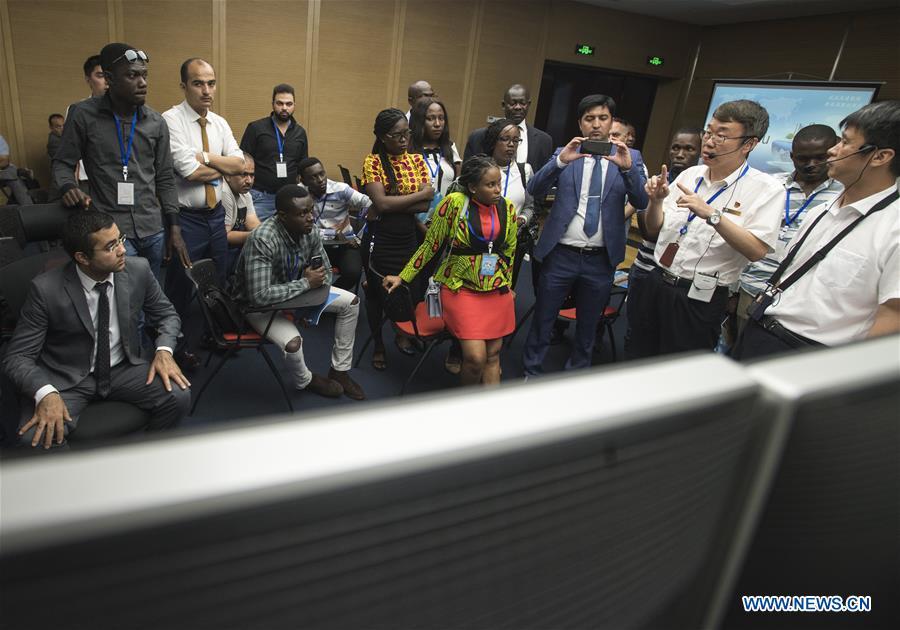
[285,253,301,279]
[465,202,498,252]
[422,151,441,180]
[315,193,329,223]
[680,163,749,236]
[784,188,821,227]
[271,117,286,161]
[503,163,512,197]
[113,111,137,180]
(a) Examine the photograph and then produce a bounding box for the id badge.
[276,161,288,178]
[687,271,717,303]
[659,242,679,267]
[117,182,135,205]
[480,253,499,277]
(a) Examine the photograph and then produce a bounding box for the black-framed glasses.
[110,49,149,66]
[96,234,127,253]
[384,129,411,141]
[702,129,753,146]
[498,136,522,146]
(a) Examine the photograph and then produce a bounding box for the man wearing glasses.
[3,211,189,451]
[53,42,188,282]
[628,99,783,357]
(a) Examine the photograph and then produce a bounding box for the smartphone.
[309,255,323,269]
[581,139,615,156]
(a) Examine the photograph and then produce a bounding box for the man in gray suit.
[3,211,190,449]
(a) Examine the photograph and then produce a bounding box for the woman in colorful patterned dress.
[383,156,518,386]
[361,108,434,370]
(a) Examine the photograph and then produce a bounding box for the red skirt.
[440,286,515,340]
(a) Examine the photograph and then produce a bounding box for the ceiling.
[573,0,898,25]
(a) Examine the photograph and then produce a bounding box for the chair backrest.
[0,236,24,268]
[337,164,353,187]
[0,204,24,245]
[17,202,69,242]
[0,251,69,336]
[185,259,243,339]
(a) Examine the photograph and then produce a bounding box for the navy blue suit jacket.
[527,148,648,267]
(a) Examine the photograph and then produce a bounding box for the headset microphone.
[704,145,746,160]
[824,144,876,164]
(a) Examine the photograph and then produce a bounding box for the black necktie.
[95,281,111,397]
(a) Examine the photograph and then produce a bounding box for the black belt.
[558,243,606,255]
[657,268,694,289]
[757,316,822,348]
[180,202,222,215]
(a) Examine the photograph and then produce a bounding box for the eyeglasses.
[498,136,522,146]
[96,234,127,253]
[384,129,411,141]
[110,49,149,66]
[702,130,753,146]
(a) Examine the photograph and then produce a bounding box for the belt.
[558,243,606,255]
[657,268,694,289]
[758,316,822,348]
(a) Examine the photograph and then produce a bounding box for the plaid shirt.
[231,217,332,307]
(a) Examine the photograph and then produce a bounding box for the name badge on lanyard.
[114,111,137,206]
[467,204,499,277]
[272,118,288,178]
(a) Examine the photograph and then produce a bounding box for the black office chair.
[17,201,69,242]
[337,164,354,187]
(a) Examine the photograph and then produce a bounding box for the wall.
[679,7,900,130]
[0,0,694,189]
[0,0,896,190]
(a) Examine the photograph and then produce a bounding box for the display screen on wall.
[704,80,881,175]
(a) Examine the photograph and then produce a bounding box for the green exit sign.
[647,55,665,67]
[575,44,595,56]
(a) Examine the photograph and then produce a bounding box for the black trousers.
[325,244,363,292]
[626,267,729,359]
[731,318,814,361]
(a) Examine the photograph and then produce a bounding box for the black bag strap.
[769,189,898,293]
[516,161,528,186]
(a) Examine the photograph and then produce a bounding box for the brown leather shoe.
[303,372,343,398]
[328,368,366,400]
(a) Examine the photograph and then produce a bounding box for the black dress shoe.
[174,350,201,372]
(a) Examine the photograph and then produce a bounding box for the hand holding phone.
[309,255,323,269]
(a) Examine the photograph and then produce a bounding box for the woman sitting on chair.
[361,108,434,370]
[383,156,518,386]
[408,97,461,223]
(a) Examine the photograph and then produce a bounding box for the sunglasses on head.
[111,49,149,65]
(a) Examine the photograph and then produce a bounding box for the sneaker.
[302,372,344,398]
[328,368,366,400]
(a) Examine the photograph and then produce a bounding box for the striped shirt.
[313,179,372,237]
[739,172,843,296]
[231,215,332,308]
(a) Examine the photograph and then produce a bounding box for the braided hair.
[371,108,406,193]
[454,155,499,198]
[481,117,517,158]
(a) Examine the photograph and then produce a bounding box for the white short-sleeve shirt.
[765,185,899,345]
[653,162,783,286]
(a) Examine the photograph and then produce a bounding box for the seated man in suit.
[463,84,553,172]
[3,210,190,450]
[523,94,648,377]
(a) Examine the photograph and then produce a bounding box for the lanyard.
[466,202,498,254]
[679,163,749,236]
[422,151,441,180]
[114,111,138,180]
[503,163,512,197]
[315,193,329,223]
[271,117,286,161]
[784,188,822,227]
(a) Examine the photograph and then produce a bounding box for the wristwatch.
[706,210,722,226]
[202,151,210,166]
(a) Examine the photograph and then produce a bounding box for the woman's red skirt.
[440,286,515,340]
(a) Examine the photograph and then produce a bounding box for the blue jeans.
[124,230,166,283]
[523,244,614,376]
[250,189,276,222]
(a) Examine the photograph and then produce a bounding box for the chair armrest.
[243,284,331,313]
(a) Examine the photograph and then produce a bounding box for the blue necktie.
[583,157,603,237]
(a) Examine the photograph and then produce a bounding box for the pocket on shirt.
[818,247,867,289]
